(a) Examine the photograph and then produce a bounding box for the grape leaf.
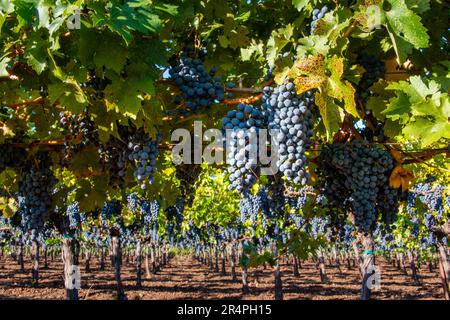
[24,34,49,74]
[93,34,128,73]
[288,55,358,134]
[76,178,107,213]
[384,0,429,63]
[0,57,10,77]
[292,0,308,11]
[314,89,345,140]
[104,63,156,119]
[384,76,450,146]
[13,0,36,25]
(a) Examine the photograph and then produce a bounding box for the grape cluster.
[374,224,393,251]
[261,174,286,219]
[339,224,355,247]
[141,200,160,227]
[101,200,122,222]
[309,217,328,239]
[19,158,57,232]
[238,193,262,223]
[67,202,81,231]
[98,136,128,188]
[377,185,400,226]
[80,70,111,100]
[285,185,313,211]
[126,127,160,190]
[126,193,141,214]
[264,64,276,81]
[317,140,398,232]
[263,81,314,185]
[311,5,329,34]
[290,213,304,228]
[0,143,27,172]
[415,183,446,217]
[222,103,265,193]
[407,182,448,244]
[166,197,185,235]
[356,54,385,102]
[411,216,419,238]
[169,42,231,114]
[175,145,202,207]
[59,109,99,164]
[421,233,436,248]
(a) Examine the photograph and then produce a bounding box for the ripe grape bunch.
[260,173,286,219]
[356,53,385,102]
[262,81,314,185]
[126,193,141,214]
[101,200,122,221]
[408,182,447,241]
[317,140,399,232]
[169,42,232,114]
[222,103,265,193]
[67,202,81,231]
[126,127,161,190]
[140,199,160,227]
[80,70,111,100]
[175,144,202,207]
[311,5,330,35]
[239,193,262,223]
[0,143,27,172]
[59,108,100,164]
[19,157,57,232]
[166,197,185,235]
[98,136,128,188]
[285,185,313,211]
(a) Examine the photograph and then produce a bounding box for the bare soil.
[0,254,444,300]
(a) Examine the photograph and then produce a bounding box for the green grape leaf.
[314,89,345,140]
[68,146,103,178]
[384,76,450,146]
[405,0,430,14]
[326,56,358,117]
[13,0,36,25]
[24,35,49,74]
[93,34,128,73]
[292,0,308,11]
[384,0,429,63]
[76,177,107,213]
[104,63,156,119]
[0,57,11,77]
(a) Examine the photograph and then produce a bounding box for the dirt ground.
[0,254,444,300]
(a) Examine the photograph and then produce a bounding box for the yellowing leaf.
[390,148,404,164]
[288,55,326,93]
[389,166,414,191]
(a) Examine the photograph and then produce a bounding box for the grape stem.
[7,97,46,109]
[343,19,360,38]
[0,74,19,82]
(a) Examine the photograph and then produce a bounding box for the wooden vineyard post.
[111,231,126,300]
[360,232,377,300]
[230,244,237,281]
[274,264,283,300]
[31,233,40,285]
[437,241,450,300]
